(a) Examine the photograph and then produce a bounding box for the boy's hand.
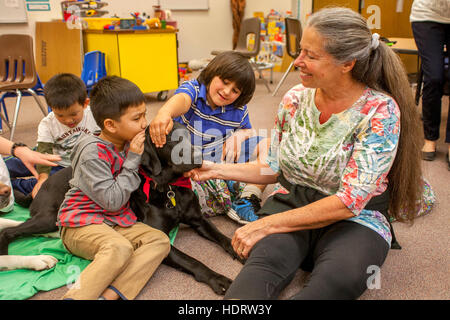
[150,110,173,148]
[222,130,251,163]
[129,130,146,155]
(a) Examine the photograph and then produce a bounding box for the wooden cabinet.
[35,21,83,83]
[313,0,360,12]
[84,30,179,97]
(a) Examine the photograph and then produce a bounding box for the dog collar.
[139,168,192,203]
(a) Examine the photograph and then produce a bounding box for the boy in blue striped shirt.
[150,51,267,224]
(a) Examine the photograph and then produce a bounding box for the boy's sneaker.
[225,180,240,197]
[227,194,262,225]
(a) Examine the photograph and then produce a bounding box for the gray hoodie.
[57,134,141,227]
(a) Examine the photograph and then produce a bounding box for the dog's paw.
[208,274,233,295]
[0,218,22,231]
[24,255,58,271]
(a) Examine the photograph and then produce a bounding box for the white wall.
[0,0,312,63]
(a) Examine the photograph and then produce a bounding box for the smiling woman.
[186,7,424,300]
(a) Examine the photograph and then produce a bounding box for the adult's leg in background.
[412,21,447,142]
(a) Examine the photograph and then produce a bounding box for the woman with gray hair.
[187,7,423,299]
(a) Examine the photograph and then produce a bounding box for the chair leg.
[27,88,48,116]
[272,61,295,97]
[10,90,23,141]
[0,94,10,133]
[0,110,11,132]
[256,68,271,93]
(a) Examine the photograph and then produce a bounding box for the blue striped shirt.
[173,79,252,160]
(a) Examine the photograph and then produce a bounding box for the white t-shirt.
[410,0,450,24]
[37,106,101,167]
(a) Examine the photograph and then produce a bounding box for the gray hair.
[307,7,373,63]
[306,7,381,88]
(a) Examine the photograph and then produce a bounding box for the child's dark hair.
[89,76,146,129]
[43,73,87,110]
[198,51,255,107]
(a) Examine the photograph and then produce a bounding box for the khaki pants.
[61,222,170,300]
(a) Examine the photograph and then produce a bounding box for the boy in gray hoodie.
[57,76,170,300]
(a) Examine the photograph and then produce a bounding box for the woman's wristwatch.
[10,142,27,157]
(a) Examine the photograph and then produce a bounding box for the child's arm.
[150,93,192,148]
[31,142,54,198]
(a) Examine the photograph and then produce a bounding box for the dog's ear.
[141,128,162,176]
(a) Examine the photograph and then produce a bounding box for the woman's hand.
[184,161,218,181]
[149,110,173,148]
[232,217,273,259]
[14,147,61,179]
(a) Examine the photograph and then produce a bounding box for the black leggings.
[224,221,389,300]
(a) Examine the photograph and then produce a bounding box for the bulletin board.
[0,0,28,23]
[160,0,209,11]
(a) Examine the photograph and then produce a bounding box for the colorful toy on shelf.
[61,1,109,20]
[144,17,161,29]
[130,12,147,30]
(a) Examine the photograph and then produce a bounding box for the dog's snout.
[0,184,11,197]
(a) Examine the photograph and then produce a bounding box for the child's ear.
[83,98,90,109]
[103,118,117,133]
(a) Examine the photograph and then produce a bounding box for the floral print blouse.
[266,84,401,245]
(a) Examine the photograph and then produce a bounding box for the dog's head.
[140,122,202,187]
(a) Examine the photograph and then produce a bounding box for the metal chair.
[0,74,49,133]
[272,18,303,96]
[0,34,48,140]
[211,17,273,92]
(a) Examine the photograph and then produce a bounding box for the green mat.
[0,204,91,300]
[0,204,178,300]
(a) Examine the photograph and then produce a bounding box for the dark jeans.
[5,156,64,195]
[412,21,450,143]
[224,221,389,300]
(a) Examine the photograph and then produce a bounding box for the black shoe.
[422,151,436,161]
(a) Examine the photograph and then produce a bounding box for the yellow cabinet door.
[118,32,179,94]
[83,32,121,77]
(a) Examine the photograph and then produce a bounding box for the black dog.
[0,123,241,294]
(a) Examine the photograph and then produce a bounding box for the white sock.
[240,184,263,199]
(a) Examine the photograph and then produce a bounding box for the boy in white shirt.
[6,73,100,197]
